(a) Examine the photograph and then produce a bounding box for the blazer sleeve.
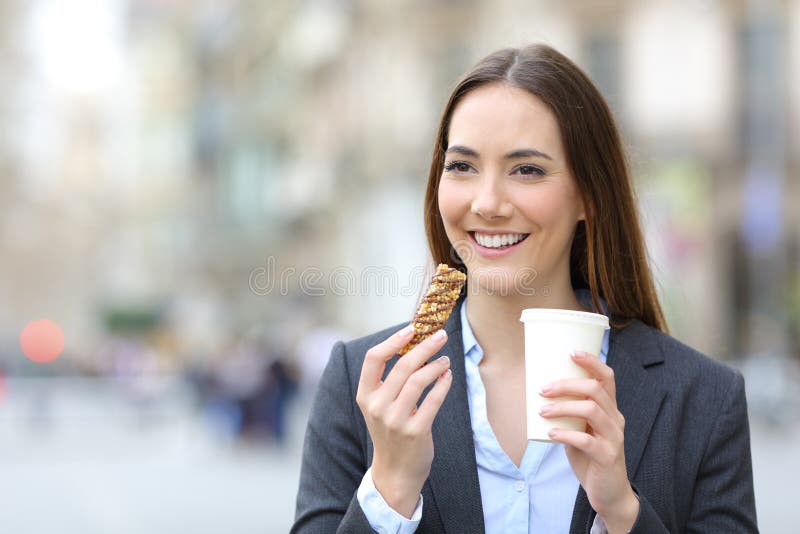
[684,370,758,532]
[291,341,376,533]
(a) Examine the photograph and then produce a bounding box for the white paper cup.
[519,308,609,442]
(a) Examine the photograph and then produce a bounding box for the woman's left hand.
[539,350,639,534]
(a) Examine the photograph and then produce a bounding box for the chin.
[465,262,545,298]
[466,265,516,297]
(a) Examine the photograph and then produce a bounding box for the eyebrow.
[445,145,553,161]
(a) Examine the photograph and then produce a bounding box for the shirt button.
[514,480,526,492]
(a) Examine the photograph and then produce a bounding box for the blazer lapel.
[569,317,667,533]
[427,300,486,534]
[609,319,667,478]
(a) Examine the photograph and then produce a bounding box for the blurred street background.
[0,0,798,532]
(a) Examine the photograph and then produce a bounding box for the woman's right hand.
[356,324,453,518]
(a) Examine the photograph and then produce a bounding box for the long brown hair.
[423,44,668,333]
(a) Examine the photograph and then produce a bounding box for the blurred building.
[0,0,797,373]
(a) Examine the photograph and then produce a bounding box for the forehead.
[447,83,564,160]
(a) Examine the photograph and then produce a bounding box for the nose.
[470,176,513,220]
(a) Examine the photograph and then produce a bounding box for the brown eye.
[444,161,473,173]
[515,164,545,177]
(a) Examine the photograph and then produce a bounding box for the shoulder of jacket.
[623,319,741,393]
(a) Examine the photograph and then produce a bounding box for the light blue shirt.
[357,289,611,534]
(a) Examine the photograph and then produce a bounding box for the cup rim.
[519,307,610,328]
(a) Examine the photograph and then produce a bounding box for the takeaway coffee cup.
[519,308,610,442]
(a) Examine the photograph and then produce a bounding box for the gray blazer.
[292,302,758,533]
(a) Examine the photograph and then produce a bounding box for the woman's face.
[437,83,585,295]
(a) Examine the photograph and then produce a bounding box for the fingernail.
[539,404,552,415]
[548,429,557,438]
[400,324,415,336]
[438,355,450,366]
[435,329,447,340]
[442,369,452,380]
[540,383,553,394]
[571,350,585,359]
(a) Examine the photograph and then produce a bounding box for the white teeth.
[474,232,527,248]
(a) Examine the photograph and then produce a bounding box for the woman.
[292,44,758,533]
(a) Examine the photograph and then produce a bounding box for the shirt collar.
[460,297,481,364]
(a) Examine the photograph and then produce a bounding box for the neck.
[464,273,587,368]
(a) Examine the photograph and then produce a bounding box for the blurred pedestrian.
[261,358,298,444]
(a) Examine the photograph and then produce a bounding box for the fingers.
[392,355,452,415]
[571,350,616,399]
[540,399,620,440]
[540,376,617,422]
[540,352,625,444]
[540,350,618,419]
[547,427,605,458]
[357,324,415,400]
[378,329,448,403]
[411,366,453,431]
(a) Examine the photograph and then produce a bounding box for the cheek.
[517,186,581,228]
[437,179,468,226]
[524,198,559,224]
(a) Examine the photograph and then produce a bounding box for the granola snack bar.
[399,264,467,355]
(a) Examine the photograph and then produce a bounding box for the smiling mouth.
[468,231,530,250]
